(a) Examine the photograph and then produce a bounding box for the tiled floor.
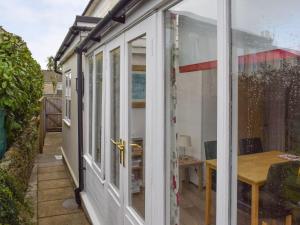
[28,132,90,225]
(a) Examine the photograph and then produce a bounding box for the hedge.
[0,119,38,225]
[0,27,43,146]
[0,27,43,225]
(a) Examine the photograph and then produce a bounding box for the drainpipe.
[54,60,62,75]
[75,50,84,205]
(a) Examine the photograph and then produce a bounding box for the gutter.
[74,0,141,205]
[54,25,94,76]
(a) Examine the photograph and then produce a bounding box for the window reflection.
[111,48,120,189]
[128,36,146,219]
[232,1,300,224]
[88,56,93,156]
[95,52,103,166]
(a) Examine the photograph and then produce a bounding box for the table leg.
[251,184,259,225]
[179,167,183,194]
[205,166,212,225]
[285,215,292,225]
[198,163,203,191]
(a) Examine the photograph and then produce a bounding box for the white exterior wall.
[61,53,79,186]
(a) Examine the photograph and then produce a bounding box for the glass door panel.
[88,56,93,156]
[111,47,121,189]
[128,35,147,219]
[165,1,218,224]
[95,52,103,166]
[231,1,300,225]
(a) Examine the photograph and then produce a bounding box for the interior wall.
[176,70,217,185]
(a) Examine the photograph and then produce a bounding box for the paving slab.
[38,171,69,181]
[34,132,90,225]
[38,213,89,225]
[38,165,65,174]
[36,154,63,164]
[38,187,74,202]
[39,179,72,190]
[38,161,64,167]
[38,199,81,218]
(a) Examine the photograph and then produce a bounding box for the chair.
[240,137,263,155]
[238,137,263,206]
[204,141,217,191]
[260,161,300,225]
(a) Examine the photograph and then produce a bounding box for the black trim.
[76,50,84,206]
[54,16,101,61]
[75,15,100,24]
[54,60,62,75]
[54,25,94,61]
[112,13,126,24]
[64,69,71,74]
[76,0,142,52]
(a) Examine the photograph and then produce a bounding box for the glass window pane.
[231,1,300,225]
[111,47,120,189]
[88,56,93,155]
[165,0,217,224]
[95,52,103,166]
[128,35,146,219]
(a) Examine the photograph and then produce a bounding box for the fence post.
[38,97,45,153]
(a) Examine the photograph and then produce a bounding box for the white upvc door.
[105,13,157,225]
[106,32,125,225]
[123,14,157,225]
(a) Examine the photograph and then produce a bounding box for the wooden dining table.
[205,150,290,225]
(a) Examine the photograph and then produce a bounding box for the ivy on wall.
[0,27,43,145]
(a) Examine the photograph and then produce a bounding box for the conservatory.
[55,0,300,224]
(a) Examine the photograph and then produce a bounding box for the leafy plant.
[0,169,32,225]
[0,27,43,145]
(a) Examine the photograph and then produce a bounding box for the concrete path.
[28,132,90,225]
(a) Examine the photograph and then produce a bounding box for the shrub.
[0,119,38,225]
[0,169,32,225]
[0,27,43,145]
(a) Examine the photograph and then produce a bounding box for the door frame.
[105,33,125,204]
[123,13,158,225]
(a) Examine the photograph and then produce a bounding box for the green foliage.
[0,119,38,225]
[0,28,43,145]
[46,55,61,72]
[0,169,32,225]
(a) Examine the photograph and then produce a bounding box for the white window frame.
[64,71,72,126]
[217,0,233,225]
[91,46,106,181]
[162,0,233,225]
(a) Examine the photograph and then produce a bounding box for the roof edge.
[82,0,94,16]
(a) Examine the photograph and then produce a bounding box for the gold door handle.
[111,138,126,167]
[130,143,142,148]
[111,138,122,146]
[119,139,125,167]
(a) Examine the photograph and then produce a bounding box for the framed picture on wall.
[132,65,146,108]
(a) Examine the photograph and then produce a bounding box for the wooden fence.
[37,96,62,153]
[45,97,62,132]
[38,97,46,153]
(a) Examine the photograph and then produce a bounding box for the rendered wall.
[62,53,79,185]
